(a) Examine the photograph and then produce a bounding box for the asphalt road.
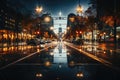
[0,41,120,80]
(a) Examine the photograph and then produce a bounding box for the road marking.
[65,42,120,71]
[0,43,57,70]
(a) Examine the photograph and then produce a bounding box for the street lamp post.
[35,6,43,38]
[76,0,83,16]
[104,32,106,42]
[76,0,83,40]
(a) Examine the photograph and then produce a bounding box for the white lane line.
[0,44,57,70]
[65,42,120,71]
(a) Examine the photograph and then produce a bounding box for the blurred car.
[26,39,39,45]
[73,39,84,45]
[39,41,46,48]
[45,40,51,43]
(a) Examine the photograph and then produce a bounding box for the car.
[26,39,39,45]
[74,39,84,45]
[39,40,45,47]
[45,40,51,43]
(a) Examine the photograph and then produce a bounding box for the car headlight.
[40,44,45,47]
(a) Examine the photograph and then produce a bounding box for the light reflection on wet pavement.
[0,42,120,80]
[65,42,120,68]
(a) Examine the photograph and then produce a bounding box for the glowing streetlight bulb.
[50,27,54,30]
[44,16,51,22]
[36,73,43,78]
[76,5,83,14]
[35,6,43,13]
[76,72,84,78]
[67,27,70,30]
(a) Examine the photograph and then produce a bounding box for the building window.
[5,21,8,24]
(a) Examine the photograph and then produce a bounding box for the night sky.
[7,0,90,16]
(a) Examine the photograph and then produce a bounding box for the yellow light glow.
[67,27,70,30]
[50,52,54,56]
[44,61,51,67]
[104,32,106,35]
[67,52,70,55]
[76,5,83,14]
[37,49,40,52]
[76,72,84,78]
[35,6,43,13]
[50,26,54,30]
[44,16,51,22]
[36,73,43,77]
[104,51,106,54]
[3,47,8,52]
[69,17,75,22]
[69,61,75,67]
[79,49,82,51]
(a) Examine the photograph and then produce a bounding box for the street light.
[76,72,84,78]
[67,27,70,30]
[75,0,83,40]
[36,73,43,78]
[76,5,83,14]
[44,16,51,22]
[35,6,43,14]
[35,6,43,38]
[50,26,54,30]
[104,32,106,42]
[76,0,83,16]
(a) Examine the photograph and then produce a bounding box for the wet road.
[65,42,120,68]
[0,41,120,80]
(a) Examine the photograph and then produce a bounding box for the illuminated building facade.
[0,0,22,43]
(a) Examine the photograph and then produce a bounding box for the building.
[34,13,54,39]
[0,0,22,43]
